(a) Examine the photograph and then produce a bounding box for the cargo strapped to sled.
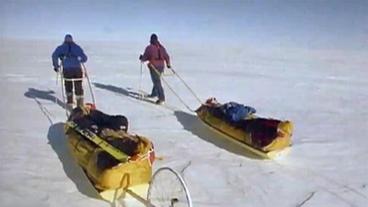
[66,121,130,162]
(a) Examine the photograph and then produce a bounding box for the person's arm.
[162,47,171,68]
[77,45,88,63]
[140,46,150,62]
[52,46,62,69]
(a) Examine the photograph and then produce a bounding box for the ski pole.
[55,71,59,104]
[139,62,143,99]
[59,67,69,117]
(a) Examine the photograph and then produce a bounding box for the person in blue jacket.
[52,34,87,107]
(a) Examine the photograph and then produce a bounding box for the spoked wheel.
[147,167,192,207]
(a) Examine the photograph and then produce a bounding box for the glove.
[54,66,59,72]
[167,64,171,69]
[139,54,143,61]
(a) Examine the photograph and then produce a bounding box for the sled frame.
[110,167,193,207]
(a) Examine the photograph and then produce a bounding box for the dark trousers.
[63,68,83,104]
[149,67,165,101]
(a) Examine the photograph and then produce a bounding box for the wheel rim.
[147,167,192,207]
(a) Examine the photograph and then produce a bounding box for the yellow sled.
[64,117,155,202]
[196,104,293,159]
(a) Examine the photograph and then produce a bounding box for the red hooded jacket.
[141,42,170,71]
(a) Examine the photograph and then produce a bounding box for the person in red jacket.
[139,34,171,105]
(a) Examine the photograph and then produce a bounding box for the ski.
[127,89,177,111]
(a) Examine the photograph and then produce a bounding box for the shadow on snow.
[24,89,101,200]
[47,122,100,199]
[24,87,67,110]
[93,82,156,105]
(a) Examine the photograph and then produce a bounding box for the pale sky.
[1,0,367,50]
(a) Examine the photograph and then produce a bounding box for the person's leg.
[149,68,158,97]
[63,70,74,104]
[74,68,84,106]
[150,68,165,103]
[155,71,165,102]
[150,86,158,98]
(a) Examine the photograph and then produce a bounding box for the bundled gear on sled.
[64,104,155,191]
[196,98,293,159]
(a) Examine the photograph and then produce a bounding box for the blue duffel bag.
[221,102,256,122]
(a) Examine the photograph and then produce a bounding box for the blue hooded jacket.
[52,41,87,70]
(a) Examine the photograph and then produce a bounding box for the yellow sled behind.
[196,98,293,159]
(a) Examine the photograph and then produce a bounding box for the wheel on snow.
[147,167,192,207]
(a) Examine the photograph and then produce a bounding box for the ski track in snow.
[273,160,368,206]
[296,191,316,207]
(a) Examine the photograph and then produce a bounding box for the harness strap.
[63,78,84,82]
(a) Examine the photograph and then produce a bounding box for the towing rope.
[82,63,97,106]
[149,64,203,113]
[171,68,203,105]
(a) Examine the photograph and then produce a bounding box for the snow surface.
[0,37,367,207]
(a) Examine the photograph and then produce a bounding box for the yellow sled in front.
[64,107,155,202]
